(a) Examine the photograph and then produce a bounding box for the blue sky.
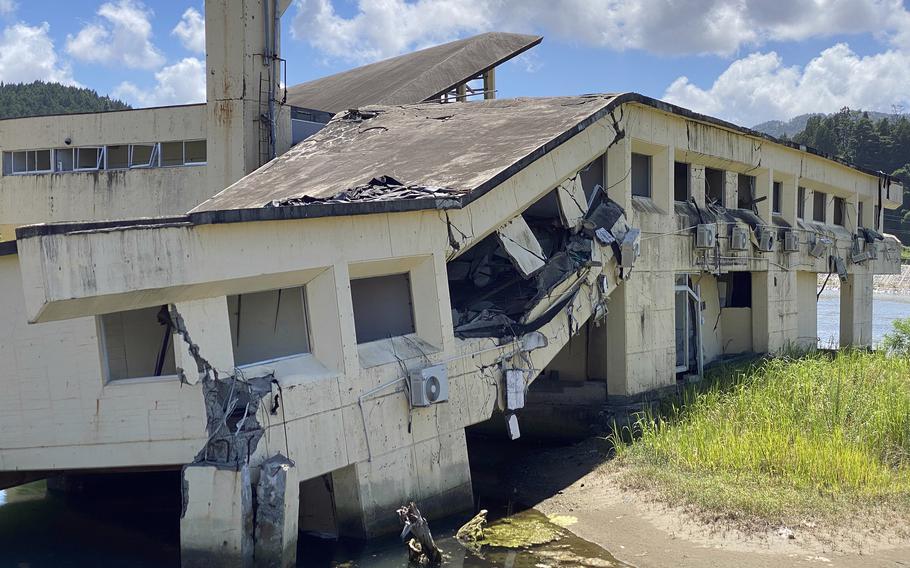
[2,0,910,127]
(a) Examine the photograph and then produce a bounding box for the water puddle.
[300,508,630,568]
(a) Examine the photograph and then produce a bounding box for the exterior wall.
[0,105,208,240]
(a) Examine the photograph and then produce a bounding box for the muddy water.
[0,478,625,567]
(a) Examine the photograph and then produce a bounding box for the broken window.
[99,305,176,381]
[106,145,129,169]
[129,144,158,168]
[351,274,415,343]
[6,150,52,174]
[579,154,605,204]
[631,153,651,198]
[716,272,752,308]
[705,168,725,205]
[227,287,310,366]
[674,162,690,202]
[55,148,74,172]
[772,181,782,214]
[737,174,755,209]
[76,147,103,170]
[833,196,846,226]
[797,186,806,219]
[813,191,827,223]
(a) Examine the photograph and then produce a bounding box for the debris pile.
[267,175,461,207]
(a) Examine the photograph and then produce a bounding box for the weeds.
[610,350,910,524]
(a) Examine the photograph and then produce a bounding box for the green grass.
[611,351,910,525]
[902,246,910,261]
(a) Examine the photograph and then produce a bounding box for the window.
[858,202,864,228]
[705,167,725,205]
[161,142,184,167]
[106,145,129,169]
[76,147,103,171]
[228,287,310,366]
[351,273,415,343]
[631,153,651,198]
[772,181,782,214]
[833,196,845,226]
[579,155,604,202]
[674,162,690,202]
[100,305,175,381]
[717,272,752,308]
[56,148,74,172]
[797,186,806,219]
[129,144,158,168]
[737,174,755,209]
[813,191,827,223]
[185,140,207,164]
[6,149,52,174]
[162,140,207,166]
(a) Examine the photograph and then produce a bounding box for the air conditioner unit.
[620,228,641,270]
[851,236,869,263]
[809,235,831,258]
[783,231,800,252]
[833,256,848,282]
[409,365,449,407]
[868,241,878,260]
[756,226,774,252]
[730,225,749,251]
[696,224,717,249]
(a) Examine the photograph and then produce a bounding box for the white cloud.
[663,44,910,125]
[172,7,204,54]
[0,0,17,17]
[66,0,164,69]
[291,0,910,62]
[0,22,77,85]
[114,57,205,107]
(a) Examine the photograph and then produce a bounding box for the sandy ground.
[507,439,910,568]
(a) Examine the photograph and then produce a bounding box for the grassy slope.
[612,351,910,525]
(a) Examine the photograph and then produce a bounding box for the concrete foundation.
[254,455,299,568]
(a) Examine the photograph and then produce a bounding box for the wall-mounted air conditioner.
[783,231,800,252]
[696,224,716,248]
[730,225,749,251]
[809,235,830,258]
[409,365,449,407]
[620,228,641,270]
[756,226,774,252]
[833,256,848,282]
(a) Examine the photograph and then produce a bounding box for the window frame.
[797,186,806,219]
[813,191,827,223]
[772,181,782,215]
[8,149,53,175]
[98,305,178,384]
[75,147,105,172]
[228,286,312,368]
[631,152,652,198]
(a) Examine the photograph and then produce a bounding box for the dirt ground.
[507,439,910,568]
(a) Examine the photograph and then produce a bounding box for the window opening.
[100,305,175,381]
[772,181,782,214]
[833,196,845,226]
[705,168,725,205]
[228,287,310,366]
[184,140,207,164]
[797,186,806,219]
[631,153,651,198]
[351,273,416,343]
[737,174,755,209]
[129,144,157,168]
[161,142,184,167]
[56,148,74,171]
[813,191,827,223]
[106,145,129,169]
[674,162,690,202]
[76,147,103,171]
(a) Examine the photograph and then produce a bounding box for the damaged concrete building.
[0,2,904,566]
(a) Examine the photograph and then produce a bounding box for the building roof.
[192,94,622,214]
[285,32,542,113]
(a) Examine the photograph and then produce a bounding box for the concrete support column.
[690,164,706,208]
[724,171,738,209]
[652,145,674,214]
[840,270,874,347]
[254,455,299,568]
[606,136,632,213]
[754,169,773,221]
[751,272,771,354]
[332,429,473,539]
[796,271,818,349]
[181,464,254,568]
[781,176,798,226]
[456,83,467,102]
[483,69,496,100]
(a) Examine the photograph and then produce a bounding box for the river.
[816,293,910,348]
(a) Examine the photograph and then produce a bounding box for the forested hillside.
[789,108,910,244]
[0,81,130,119]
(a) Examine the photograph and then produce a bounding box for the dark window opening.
[858,202,864,228]
[228,287,310,366]
[772,181,782,214]
[737,174,755,209]
[579,154,604,203]
[631,153,651,198]
[705,167,725,205]
[100,305,175,381]
[833,196,848,226]
[106,145,129,169]
[717,272,752,308]
[813,191,827,223]
[674,161,690,202]
[797,186,806,219]
[351,274,415,343]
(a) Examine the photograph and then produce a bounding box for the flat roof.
[285,32,542,113]
[15,92,899,240]
[0,103,205,122]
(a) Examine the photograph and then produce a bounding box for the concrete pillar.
[690,164,706,208]
[456,83,467,102]
[483,69,495,99]
[724,171,738,209]
[840,270,873,347]
[652,146,673,214]
[751,271,771,354]
[796,271,818,349]
[181,464,254,568]
[255,455,299,568]
[606,136,632,213]
[332,429,473,539]
[754,169,772,221]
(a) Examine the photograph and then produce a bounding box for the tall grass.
[612,351,910,522]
